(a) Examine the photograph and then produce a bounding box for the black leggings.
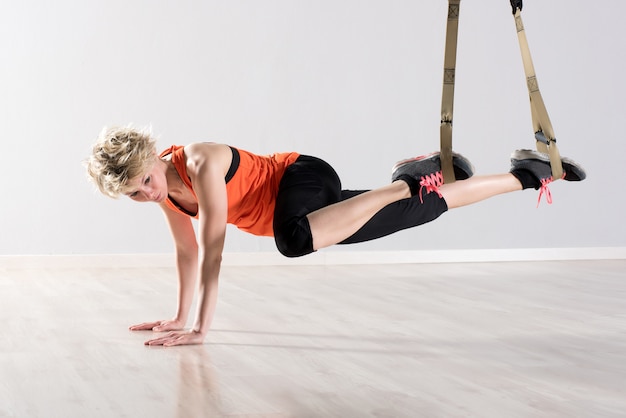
[273,155,448,257]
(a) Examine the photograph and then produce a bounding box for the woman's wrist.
[192,319,210,335]
[172,316,187,327]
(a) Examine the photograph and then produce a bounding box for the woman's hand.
[129,318,186,332]
[144,330,205,347]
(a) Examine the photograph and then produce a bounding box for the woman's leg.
[307,151,475,249]
[439,173,522,209]
[308,173,522,250]
[273,155,413,256]
[276,149,585,255]
[307,182,411,249]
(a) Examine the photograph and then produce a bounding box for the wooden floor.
[1,260,625,418]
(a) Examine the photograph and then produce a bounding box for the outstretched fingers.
[129,319,185,332]
[145,330,205,347]
[129,321,163,331]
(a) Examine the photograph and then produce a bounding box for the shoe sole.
[391,152,440,173]
[392,151,475,180]
[511,149,587,181]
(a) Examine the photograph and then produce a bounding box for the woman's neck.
[162,159,186,197]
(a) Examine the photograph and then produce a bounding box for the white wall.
[1,0,623,255]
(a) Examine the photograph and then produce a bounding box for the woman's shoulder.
[183,141,230,153]
[183,142,233,176]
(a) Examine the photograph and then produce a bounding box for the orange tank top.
[159,145,300,237]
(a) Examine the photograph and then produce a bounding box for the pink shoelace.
[537,177,554,207]
[419,171,444,203]
[536,173,566,207]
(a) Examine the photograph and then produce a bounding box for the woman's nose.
[146,188,158,201]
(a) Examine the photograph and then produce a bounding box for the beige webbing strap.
[513,7,563,179]
[440,0,461,184]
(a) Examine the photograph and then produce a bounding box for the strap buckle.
[534,131,555,146]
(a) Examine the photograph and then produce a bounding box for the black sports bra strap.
[225,146,240,183]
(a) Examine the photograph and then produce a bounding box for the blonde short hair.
[85,125,157,198]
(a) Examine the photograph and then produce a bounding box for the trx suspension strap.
[440,0,461,183]
[510,0,563,179]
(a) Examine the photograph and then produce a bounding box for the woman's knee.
[274,218,315,258]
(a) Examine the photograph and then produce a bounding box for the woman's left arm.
[145,144,230,347]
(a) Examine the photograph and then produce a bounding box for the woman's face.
[125,161,168,203]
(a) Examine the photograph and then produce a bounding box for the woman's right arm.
[129,206,198,332]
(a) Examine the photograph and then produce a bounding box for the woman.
[86,126,585,346]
